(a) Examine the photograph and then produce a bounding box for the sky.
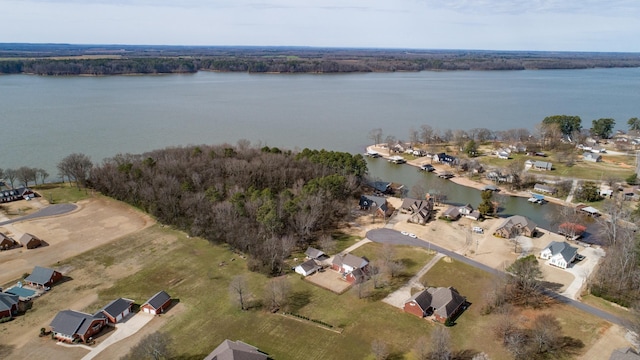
[2,0,640,52]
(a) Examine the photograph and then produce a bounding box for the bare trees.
[121,332,172,360]
[263,277,291,311]
[371,339,389,360]
[429,326,452,360]
[57,153,93,188]
[369,128,384,145]
[229,275,251,310]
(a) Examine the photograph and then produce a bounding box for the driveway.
[561,246,606,299]
[80,313,154,360]
[0,203,77,226]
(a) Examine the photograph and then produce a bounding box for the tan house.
[404,287,467,323]
[19,233,42,249]
[493,215,537,238]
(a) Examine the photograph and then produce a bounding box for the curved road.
[0,203,77,226]
[366,228,626,327]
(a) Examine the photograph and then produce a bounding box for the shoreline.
[366,145,573,208]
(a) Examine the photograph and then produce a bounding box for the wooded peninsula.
[1,44,640,75]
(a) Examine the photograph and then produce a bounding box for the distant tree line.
[3,50,640,75]
[88,144,366,275]
[0,167,49,188]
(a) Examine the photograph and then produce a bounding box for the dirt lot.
[0,197,153,286]
[304,269,353,294]
[0,197,155,359]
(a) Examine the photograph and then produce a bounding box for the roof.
[297,259,319,273]
[143,290,171,310]
[304,247,325,259]
[19,233,41,245]
[332,253,368,269]
[467,210,481,219]
[359,195,388,212]
[406,289,433,311]
[543,241,578,263]
[24,266,59,286]
[204,339,268,360]
[371,181,391,193]
[101,298,134,318]
[443,206,461,218]
[581,206,600,215]
[496,215,537,233]
[427,287,466,319]
[610,347,640,360]
[0,233,15,242]
[50,310,104,337]
[534,183,556,193]
[0,293,19,312]
[533,161,552,169]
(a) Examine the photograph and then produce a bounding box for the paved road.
[366,228,626,327]
[0,203,77,226]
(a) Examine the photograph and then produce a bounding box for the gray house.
[583,152,602,162]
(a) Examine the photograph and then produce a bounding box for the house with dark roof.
[204,339,268,360]
[540,241,578,269]
[0,293,19,320]
[304,247,325,260]
[0,233,18,250]
[441,206,461,221]
[0,187,34,203]
[100,298,134,324]
[493,215,537,238]
[19,233,42,249]
[295,259,320,277]
[359,195,393,218]
[140,291,172,315]
[331,253,369,283]
[404,287,467,323]
[24,266,63,288]
[50,310,107,343]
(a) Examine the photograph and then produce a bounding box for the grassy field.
[33,182,92,204]
[32,220,612,360]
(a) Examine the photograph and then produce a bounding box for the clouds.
[1,0,639,51]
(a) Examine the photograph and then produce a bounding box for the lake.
[2,68,637,240]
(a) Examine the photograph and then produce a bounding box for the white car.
[401,231,409,236]
[408,233,417,238]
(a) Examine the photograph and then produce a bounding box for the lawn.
[33,182,92,203]
[46,222,612,360]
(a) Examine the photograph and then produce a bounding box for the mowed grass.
[421,258,610,360]
[33,182,92,203]
[57,222,612,360]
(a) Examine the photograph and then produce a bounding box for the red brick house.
[404,287,467,324]
[50,310,107,343]
[24,266,63,289]
[19,233,42,249]
[141,291,171,315]
[0,233,18,250]
[331,253,369,284]
[0,293,19,320]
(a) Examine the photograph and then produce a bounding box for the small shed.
[295,259,320,277]
[19,233,42,249]
[0,234,18,250]
[100,298,134,324]
[141,291,172,315]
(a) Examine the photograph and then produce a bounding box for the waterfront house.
[533,183,557,195]
[359,195,393,218]
[140,291,172,315]
[24,266,63,289]
[442,206,461,221]
[540,241,578,269]
[493,215,537,238]
[0,187,35,203]
[401,198,434,225]
[404,287,466,323]
[204,339,268,360]
[50,310,107,343]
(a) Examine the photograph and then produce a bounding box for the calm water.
[1,68,637,239]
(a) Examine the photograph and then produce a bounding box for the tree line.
[0,167,49,188]
[87,143,366,275]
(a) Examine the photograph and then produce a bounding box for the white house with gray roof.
[540,241,578,269]
[295,259,321,277]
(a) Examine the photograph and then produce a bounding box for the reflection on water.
[366,158,602,244]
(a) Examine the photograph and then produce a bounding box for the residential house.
[442,206,461,221]
[493,215,537,238]
[50,310,107,343]
[497,151,510,159]
[100,298,134,324]
[610,347,640,360]
[0,293,19,320]
[359,195,393,218]
[19,233,42,249]
[466,210,482,221]
[295,259,320,277]
[458,204,473,216]
[0,233,18,250]
[525,160,553,171]
[540,241,578,269]
[0,187,34,203]
[24,266,63,288]
[436,153,458,167]
[371,181,392,194]
[331,253,369,283]
[204,339,268,360]
[140,291,172,315]
[401,198,434,225]
[304,247,326,260]
[403,287,467,323]
[533,183,557,195]
[583,152,602,162]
